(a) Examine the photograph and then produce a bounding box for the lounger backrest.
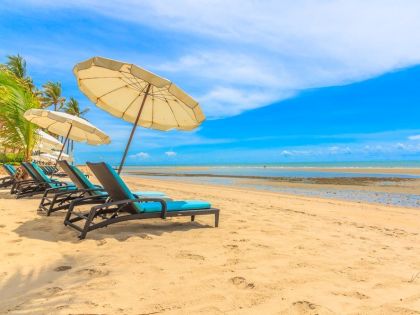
[30,163,52,183]
[87,162,140,213]
[57,160,85,189]
[58,160,99,195]
[22,162,40,181]
[3,164,16,176]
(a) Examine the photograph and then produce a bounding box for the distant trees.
[0,54,89,162]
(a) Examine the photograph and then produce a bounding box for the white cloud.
[130,152,150,159]
[5,0,420,118]
[408,135,420,140]
[280,150,293,157]
[165,151,177,157]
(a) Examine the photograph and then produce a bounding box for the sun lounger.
[39,160,168,216]
[12,162,76,198]
[38,160,108,215]
[0,164,17,188]
[64,162,219,239]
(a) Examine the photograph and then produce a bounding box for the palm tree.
[4,54,36,91]
[64,97,89,117]
[63,97,89,156]
[5,54,26,79]
[0,70,40,161]
[42,81,65,111]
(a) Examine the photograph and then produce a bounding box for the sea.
[120,161,420,208]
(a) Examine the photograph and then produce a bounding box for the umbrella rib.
[121,93,142,118]
[178,101,197,122]
[121,71,144,91]
[79,76,123,80]
[165,99,180,128]
[122,83,150,120]
[97,84,128,101]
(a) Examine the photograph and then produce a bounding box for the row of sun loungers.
[0,161,219,239]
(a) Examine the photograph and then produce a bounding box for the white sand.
[0,176,419,314]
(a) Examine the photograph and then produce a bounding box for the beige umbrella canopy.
[24,109,110,163]
[74,56,206,173]
[34,130,62,152]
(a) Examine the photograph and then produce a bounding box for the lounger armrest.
[92,198,168,218]
[53,187,105,197]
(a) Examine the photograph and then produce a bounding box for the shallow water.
[123,166,420,209]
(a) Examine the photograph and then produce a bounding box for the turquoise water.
[124,160,420,168]
[121,162,420,208]
[122,163,420,179]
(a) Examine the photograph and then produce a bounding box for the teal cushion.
[140,200,211,213]
[31,163,52,183]
[71,165,96,190]
[104,163,141,211]
[5,164,16,175]
[50,182,77,190]
[133,191,167,197]
[104,163,136,199]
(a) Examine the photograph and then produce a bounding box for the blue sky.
[1,1,420,164]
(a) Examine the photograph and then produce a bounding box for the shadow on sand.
[13,211,214,243]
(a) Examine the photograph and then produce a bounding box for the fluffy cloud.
[6,0,420,118]
[130,152,150,159]
[165,151,177,157]
[408,135,420,140]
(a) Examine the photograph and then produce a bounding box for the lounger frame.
[64,197,219,239]
[38,160,107,215]
[0,165,15,188]
[64,162,219,239]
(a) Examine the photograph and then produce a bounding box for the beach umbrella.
[73,56,205,173]
[24,109,110,164]
[34,130,62,152]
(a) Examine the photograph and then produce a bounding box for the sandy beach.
[0,176,419,314]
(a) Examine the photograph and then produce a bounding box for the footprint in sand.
[284,301,334,314]
[9,239,22,243]
[75,268,109,277]
[45,287,63,296]
[54,265,72,272]
[175,251,205,261]
[333,291,369,300]
[0,224,6,228]
[96,239,107,246]
[229,276,255,289]
[224,244,239,250]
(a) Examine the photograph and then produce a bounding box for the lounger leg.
[191,215,195,222]
[46,194,59,216]
[79,207,96,240]
[64,202,75,225]
[215,210,219,227]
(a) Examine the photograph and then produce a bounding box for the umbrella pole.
[51,124,72,177]
[118,83,151,174]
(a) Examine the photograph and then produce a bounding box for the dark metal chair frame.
[64,162,220,239]
[12,163,71,199]
[0,164,16,188]
[38,160,107,216]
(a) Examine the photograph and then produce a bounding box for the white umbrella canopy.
[24,109,110,166]
[73,56,205,173]
[73,56,205,131]
[44,152,73,162]
[34,130,62,151]
[24,109,110,145]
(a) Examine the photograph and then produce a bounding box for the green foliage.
[0,69,40,160]
[64,97,89,118]
[0,153,24,163]
[41,81,65,110]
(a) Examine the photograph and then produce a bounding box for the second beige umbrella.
[24,109,110,163]
[74,56,205,173]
